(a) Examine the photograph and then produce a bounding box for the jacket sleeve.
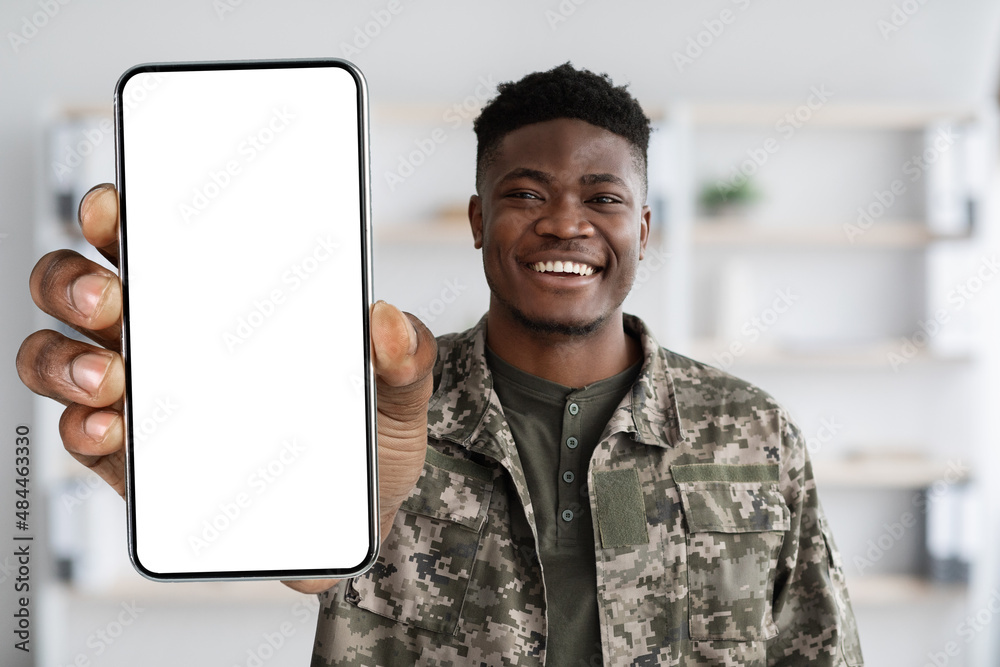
[768,412,864,666]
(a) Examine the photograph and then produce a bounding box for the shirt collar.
[426,313,683,450]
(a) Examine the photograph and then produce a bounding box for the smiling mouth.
[529,260,598,276]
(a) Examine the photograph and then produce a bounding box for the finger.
[78,183,120,267]
[370,301,437,392]
[281,579,340,594]
[59,403,126,499]
[16,329,125,408]
[29,249,122,351]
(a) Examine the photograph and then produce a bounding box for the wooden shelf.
[687,103,979,129]
[692,220,970,248]
[846,574,966,605]
[54,577,316,604]
[374,219,472,244]
[813,454,970,489]
[687,339,973,369]
[374,221,669,246]
[374,216,975,248]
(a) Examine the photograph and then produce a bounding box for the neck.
[485,301,641,388]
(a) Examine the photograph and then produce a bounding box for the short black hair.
[473,62,652,196]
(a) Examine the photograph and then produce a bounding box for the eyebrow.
[498,167,552,186]
[498,168,629,189]
[580,173,629,189]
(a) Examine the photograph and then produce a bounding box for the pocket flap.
[399,446,493,532]
[672,463,790,533]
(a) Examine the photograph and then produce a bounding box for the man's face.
[469,118,651,337]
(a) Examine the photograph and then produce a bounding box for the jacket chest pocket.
[347,448,494,635]
[672,464,790,642]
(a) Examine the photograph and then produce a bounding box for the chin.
[510,305,608,337]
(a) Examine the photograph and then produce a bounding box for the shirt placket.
[557,393,585,541]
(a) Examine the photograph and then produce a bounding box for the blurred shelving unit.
[653,100,995,667]
[691,218,971,247]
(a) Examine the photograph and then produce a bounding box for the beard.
[484,268,631,339]
[501,296,611,337]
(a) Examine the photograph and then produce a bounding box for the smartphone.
[114,59,378,581]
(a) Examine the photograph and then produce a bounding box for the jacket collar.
[426,313,683,452]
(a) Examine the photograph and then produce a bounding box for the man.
[18,63,862,666]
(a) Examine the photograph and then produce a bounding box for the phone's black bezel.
[114,58,379,582]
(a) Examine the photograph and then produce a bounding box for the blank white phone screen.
[118,62,374,578]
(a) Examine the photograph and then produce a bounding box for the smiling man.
[311,64,864,666]
[18,63,862,666]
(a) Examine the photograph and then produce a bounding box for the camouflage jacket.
[311,314,864,666]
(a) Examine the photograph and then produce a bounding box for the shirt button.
[568,402,579,415]
[562,471,575,483]
[566,436,578,449]
[561,509,574,522]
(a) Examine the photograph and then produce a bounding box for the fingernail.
[71,353,109,394]
[78,183,111,226]
[404,315,418,355]
[85,411,117,440]
[70,274,112,318]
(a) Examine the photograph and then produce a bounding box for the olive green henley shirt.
[485,345,641,667]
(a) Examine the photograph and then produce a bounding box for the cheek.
[615,244,642,287]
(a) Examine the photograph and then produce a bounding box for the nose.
[533,194,595,239]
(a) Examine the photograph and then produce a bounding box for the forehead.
[488,118,641,187]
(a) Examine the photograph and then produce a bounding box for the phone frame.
[114,58,379,582]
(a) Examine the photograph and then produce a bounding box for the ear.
[469,194,484,249]
[638,204,651,260]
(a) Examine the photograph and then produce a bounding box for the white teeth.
[530,260,596,276]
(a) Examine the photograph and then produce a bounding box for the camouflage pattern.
[311,314,864,666]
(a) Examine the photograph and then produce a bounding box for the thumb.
[370,301,436,412]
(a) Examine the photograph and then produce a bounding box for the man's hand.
[15,183,437,594]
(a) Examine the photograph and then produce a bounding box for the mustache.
[528,240,602,260]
